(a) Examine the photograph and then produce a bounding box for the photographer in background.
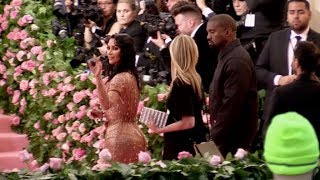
[84,0,118,49]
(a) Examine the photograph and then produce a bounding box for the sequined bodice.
[103,72,146,163]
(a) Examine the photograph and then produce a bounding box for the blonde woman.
[148,35,207,160]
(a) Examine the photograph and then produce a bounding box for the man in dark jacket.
[267,41,320,141]
[255,0,320,132]
[207,14,258,157]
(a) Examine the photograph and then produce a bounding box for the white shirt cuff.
[165,38,172,44]
[274,75,282,86]
[202,7,214,18]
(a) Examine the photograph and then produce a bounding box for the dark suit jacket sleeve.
[255,34,278,89]
[212,58,253,140]
[263,88,284,134]
[246,0,275,12]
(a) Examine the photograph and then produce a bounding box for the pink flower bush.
[49,158,63,170]
[234,148,248,160]
[99,149,112,162]
[138,151,151,164]
[11,116,21,126]
[209,155,222,166]
[18,149,32,162]
[72,148,86,160]
[177,151,193,160]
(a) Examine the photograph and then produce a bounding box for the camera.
[53,0,67,17]
[52,18,69,39]
[138,66,170,86]
[142,12,176,38]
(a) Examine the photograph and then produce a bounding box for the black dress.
[163,79,207,160]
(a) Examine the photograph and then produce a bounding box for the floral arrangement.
[0,0,279,178]
[1,149,275,179]
[0,0,168,170]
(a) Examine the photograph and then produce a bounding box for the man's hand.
[278,75,297,86]
[150,31,167,49]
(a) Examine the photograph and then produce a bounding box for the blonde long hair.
[169,35,203,99]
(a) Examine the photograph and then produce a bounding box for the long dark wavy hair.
[103,33,139,88]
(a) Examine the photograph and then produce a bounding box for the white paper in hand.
[139,107,168,128]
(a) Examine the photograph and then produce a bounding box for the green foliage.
[1,154,273,179]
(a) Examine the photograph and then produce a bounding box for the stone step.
[0,115,13,133]
[0,151,29,171]
[0,133,29,152]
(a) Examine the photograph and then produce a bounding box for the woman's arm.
[148,116,195,134]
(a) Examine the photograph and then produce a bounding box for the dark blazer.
[209,39,258,157]
[119,20,147,53]
[255,28,320,121]
[193,23,219,93]
[245,0,287,39]
[266,74,320,141]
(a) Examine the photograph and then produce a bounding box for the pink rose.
[29,79,38,88]
[38,163,49,173]
[72,148,86,160]
[7,86,13,95]
[209,155,222,166]
[157,93,166,102]
[93,125,106,135]
[21,14,33,24]
[0,80,6,86]
[57,115,65,123]
[93,139,106,149]
[64,76,72,84]
[30,46,42,55]
[44,112,52,121]
[66,102,75,111]
[234,148,248,160]
[177,151,192,160]
[80,73,89,81]
[10,10,19,19]
[73,91,87,104]
[56,132,67,141]
[19,80,29,91]
[49,158,62,170]
[33,121,40,130]
[138,151,151,164]
[51,126,63,137]
[92,163,111,171]
[17,18,26,26]
[21,60,36,72]
[99,149,112,161]
[16,50,26,61]
[29,160,39,171]
[19,30,28,39]
[0,63,6,74]
[71,132,81,141]
[18,149,31,162]
[78,123,86,134]
[0,20,8,30]
[12,90,21,105]
[61,142,70,152]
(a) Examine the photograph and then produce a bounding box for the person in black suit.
[152,3,218,92]
[267,41,320,140]
[207,14,258,157]
[255,0,320,129]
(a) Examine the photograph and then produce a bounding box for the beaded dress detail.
[104,72,146,163]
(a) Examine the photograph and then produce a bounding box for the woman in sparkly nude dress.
[89,33,146,163]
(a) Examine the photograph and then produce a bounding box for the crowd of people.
[53,0,320,178]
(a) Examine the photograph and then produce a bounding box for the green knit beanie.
[264,112,319,175]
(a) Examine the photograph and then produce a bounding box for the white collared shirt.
[287,27,309,74]
[273,27,310,85]
[191,23,203,38]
